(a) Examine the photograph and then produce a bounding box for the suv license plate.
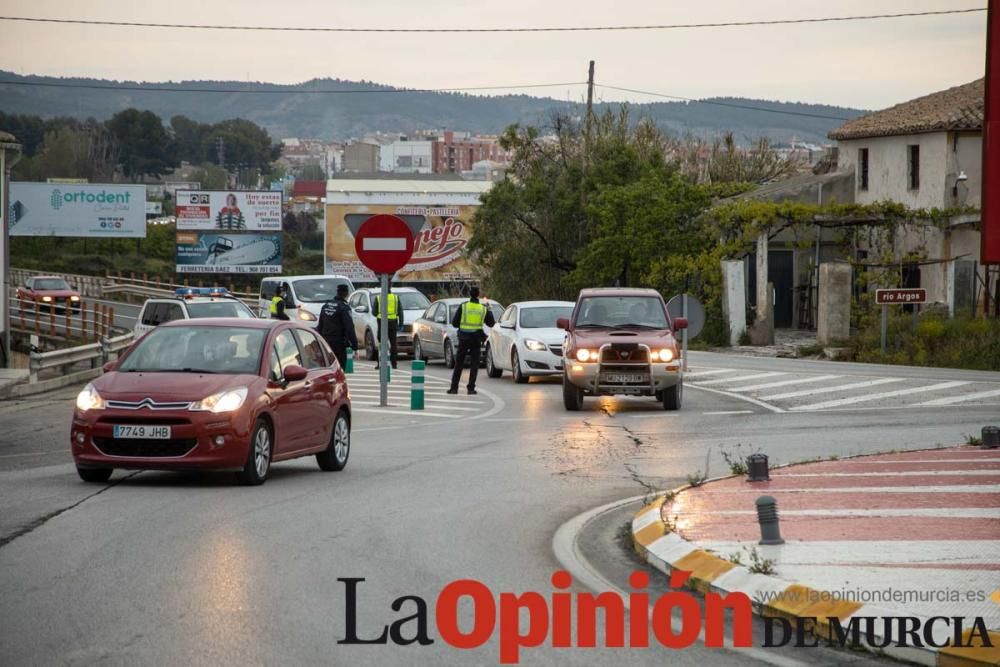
[113,425,171,439]
[604,374,646,384]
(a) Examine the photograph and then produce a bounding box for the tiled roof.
[828,79,984,140]
[291,180,327,198]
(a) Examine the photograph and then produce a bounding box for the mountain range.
[0,72,865,144]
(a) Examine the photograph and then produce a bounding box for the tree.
[16,123,119,182]
[669,132,801,184]
[190,163,228,189]
[206,118,279,172]
[298,163,327,180]
[108,109,176,179]
[170,115,212,163]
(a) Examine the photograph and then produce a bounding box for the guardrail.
[11,295,130,340]
[104,271,258,301]
[28,332,134,384]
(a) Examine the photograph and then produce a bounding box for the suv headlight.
[524,339,547,352]
[651,348,674,362]
[192,387,248,413]
[574,348,599,362]
[76,383,105,411]
[298,309,317,322]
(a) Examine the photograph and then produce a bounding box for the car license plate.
[603,373,646,384]
[113,425,171,439]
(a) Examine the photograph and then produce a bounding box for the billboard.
[326,204,479,282]
[176,231,282,274]
[175,190,283,231]
[8,183,146,237]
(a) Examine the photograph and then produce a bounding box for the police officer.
[447,286,495,395]
[318,283,358,369]
[270,283,291,320]
[373,285,402,369]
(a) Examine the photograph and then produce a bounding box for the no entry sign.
[875,288,927,305]
[354,214,415,275]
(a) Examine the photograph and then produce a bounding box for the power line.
[0,79,585,95]
[0,8,985,33]
[597,84,857,121]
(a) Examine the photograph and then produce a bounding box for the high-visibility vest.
[269,295,283,315]
[377,293,399,320]
[459,301,486,332]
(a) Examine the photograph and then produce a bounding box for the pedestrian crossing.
[345,363,495,419]
[685,366,1000,412]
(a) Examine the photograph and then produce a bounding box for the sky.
[0,0,988,111]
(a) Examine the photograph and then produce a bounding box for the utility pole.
[586,60,595,119]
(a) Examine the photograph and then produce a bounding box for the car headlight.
[297,310,317,321]
[192,387,248,413]
[70,296,81,301]
[76,383,105,411]
[41,296,53,303]
[574,348,598,362]
[524,339,547,352]
[651,348,675,362]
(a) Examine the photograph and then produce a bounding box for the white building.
[829,78,985,314]
[379,139,433,174]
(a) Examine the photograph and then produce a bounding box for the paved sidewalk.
[633,445,1000,665]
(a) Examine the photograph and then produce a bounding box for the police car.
[134,287,257,337]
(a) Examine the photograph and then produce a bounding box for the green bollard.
[345,347,354,374]
[411,360,425,410]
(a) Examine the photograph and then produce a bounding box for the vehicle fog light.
[572,364,584,372]
[214,435,225,446]
[75,432,85,443]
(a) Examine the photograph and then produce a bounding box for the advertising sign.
[175,190,283,231]
[8,183,146,238]
[175,231,282,274]
[326,204,478,282]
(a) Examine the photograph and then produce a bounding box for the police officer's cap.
[337,284,349,296]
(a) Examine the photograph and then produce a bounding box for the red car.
[71,318,351,485]
[17,275,82,312]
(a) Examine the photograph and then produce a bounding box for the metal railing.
[28,332,134,384]
[11,295,132,340]
[103,271,258,301]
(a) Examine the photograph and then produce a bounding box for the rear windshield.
[575,296,668,328]
[370,291,431,310]
[34,278,71,291]
[293,278,352,303]
[120,326,265,375]
[185,301,256,319]
[520,305,573,329]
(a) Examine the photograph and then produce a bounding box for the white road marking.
[694,371,784,386]
[684,383,785,413]
[683,368,740,379]
[702,410,755,415]
[760,377,903,400]
[917,387,1000,406]
[351,407,460,418]
[790,380,971,411]
[728,374,841,392]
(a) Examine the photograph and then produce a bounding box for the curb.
[631,472,1000,667]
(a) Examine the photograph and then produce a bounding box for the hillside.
[0,72,864,143]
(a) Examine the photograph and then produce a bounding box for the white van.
[258,275,355,326]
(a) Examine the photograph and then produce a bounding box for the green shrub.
[849,313,1000,371]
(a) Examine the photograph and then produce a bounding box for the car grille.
[93,437,198,458]
[600,345,648,363]
[549,345,563,357]
[105,398,194,411]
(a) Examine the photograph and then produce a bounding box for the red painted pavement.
[670,490,1000,512]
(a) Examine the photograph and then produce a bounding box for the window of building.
[858,148,869,191]
[907,145,920,190]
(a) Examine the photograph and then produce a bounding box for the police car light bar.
[174,287,231,297]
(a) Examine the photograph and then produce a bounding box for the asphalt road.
[0,353,996,665]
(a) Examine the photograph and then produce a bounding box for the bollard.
[411,360,425,410]
[756,496,785,545]
[983,426,999,449]
[345,347,354,374]
[747,453,770,481]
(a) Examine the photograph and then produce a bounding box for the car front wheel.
[486,345,503,378]
[563,373,584,411]
[662,381,682,411]
[512,349,528,384]
[77,466,113,483]
[365,331,377,361]
[238,418,272,485]
[317,411,350,471]
[413,337,427,362]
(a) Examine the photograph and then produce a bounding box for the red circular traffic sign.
[354,214,415,275]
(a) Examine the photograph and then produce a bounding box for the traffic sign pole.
[379,274,390,407]
[681,293,689,372]
[880,304,888,354]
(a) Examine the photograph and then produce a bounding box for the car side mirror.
[556,317,570,330]
[673,317,688,331]
[102,361,115,373]
[283,365,308,382]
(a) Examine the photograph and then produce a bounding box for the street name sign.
[875,288,927,305]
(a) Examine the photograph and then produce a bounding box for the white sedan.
[485,301,575,383]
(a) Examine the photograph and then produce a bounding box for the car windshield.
[293,278,352,303]
[575,296,668,328]
[119,326,266,374]
[34,278,71,291]
[185,301,256,319]
[520,306,573,329]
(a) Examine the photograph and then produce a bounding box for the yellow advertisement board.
[325,203,479,282]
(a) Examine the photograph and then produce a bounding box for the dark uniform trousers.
[374,322,399,369]
[450,331,482,391]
